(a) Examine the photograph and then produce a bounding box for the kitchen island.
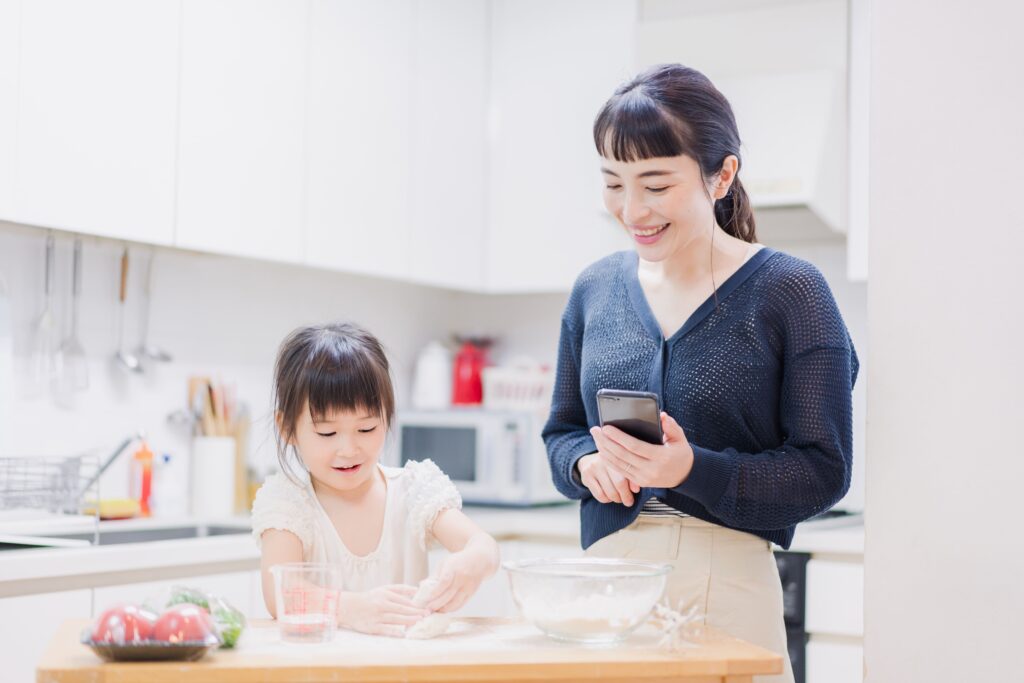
[38,617,782,683]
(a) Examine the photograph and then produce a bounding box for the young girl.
[252,322,500,637]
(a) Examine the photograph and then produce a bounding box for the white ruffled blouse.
[250,459,462,592]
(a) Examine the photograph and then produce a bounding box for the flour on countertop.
[237,619,665,657]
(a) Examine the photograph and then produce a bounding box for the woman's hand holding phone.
[590,412,696,489]
[576,452,640,506]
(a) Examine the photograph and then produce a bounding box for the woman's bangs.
[594,93,688,162]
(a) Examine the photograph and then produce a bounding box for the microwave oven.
[389,409,565,506]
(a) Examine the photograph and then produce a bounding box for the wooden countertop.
[38,618,783,683]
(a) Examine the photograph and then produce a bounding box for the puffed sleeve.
[250,472,315,552]
[403,459,462,550]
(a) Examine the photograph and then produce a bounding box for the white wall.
[865,1,1024,681]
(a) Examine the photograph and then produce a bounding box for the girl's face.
[601,154,726,262]
[290,403,387,493]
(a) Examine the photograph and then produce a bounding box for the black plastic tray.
[81,631,217,662]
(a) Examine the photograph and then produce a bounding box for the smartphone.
[596,389,664,445]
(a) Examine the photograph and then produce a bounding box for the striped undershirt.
[640,497,689,518]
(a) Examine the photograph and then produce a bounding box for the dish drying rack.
[0,454,100,515]
[0,434,140,535]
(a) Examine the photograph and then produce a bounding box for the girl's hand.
[591,412,695,489]
[576,451,641,506]
[338,584,429,637]
[424,542,495,613]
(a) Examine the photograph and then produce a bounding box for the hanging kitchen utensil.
[135,249,171,364]
[28,232,58,397]
[54,237,89,405]
[114,247,142,373]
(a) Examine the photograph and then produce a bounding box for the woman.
[543,64,859,683]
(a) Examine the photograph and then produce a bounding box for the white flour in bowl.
[517,590,661,637]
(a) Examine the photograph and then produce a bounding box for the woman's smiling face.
[601,153,733,261]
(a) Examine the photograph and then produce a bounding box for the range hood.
[716,70,847,245]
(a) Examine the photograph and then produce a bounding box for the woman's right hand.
[338,584,430,637]
[577,453,641,506]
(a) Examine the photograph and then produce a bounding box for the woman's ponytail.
[714,176,757,243]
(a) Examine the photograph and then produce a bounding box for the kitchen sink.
[28,524,251,547]
[0,541,53,551]
[0,534,93,552]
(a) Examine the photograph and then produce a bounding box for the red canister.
[451,340,488,405]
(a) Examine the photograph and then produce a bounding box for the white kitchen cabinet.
[0,0,19,219]
[175,0,307,263]
[14,0,179,244]
[805,558,864,637]
[806,638,863,683]
[485,0,635,293]
[406,0,488,291]
[0,588,92,683]
[304,0,414,281]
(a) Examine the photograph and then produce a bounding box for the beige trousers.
[586,514,795,683]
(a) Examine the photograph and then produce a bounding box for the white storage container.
[482,366,554,415]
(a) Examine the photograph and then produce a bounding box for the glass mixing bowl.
[503,558,671,644]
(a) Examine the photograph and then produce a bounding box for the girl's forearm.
[336,590,359,627]
[462,531,500,576]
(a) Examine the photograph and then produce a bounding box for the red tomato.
[153,604,216,644]
[91,604,157,643]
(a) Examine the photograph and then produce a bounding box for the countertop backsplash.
[0,223,461,499]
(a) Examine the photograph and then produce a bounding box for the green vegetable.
[164,585,246,648]
[212,604,245,648]
[166,585,210,611]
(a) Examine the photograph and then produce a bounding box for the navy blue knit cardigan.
[542,248,859,550]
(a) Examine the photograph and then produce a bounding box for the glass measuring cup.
[270,562,343,643]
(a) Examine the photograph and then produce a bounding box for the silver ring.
[625,462,632,473]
